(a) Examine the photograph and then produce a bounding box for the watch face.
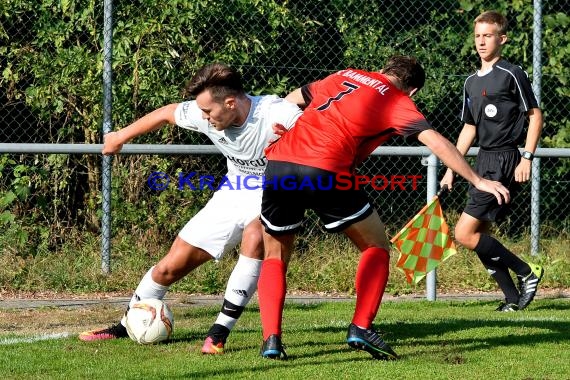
[522,151,533,160]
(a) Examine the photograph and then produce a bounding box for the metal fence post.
[425,153,439,301]
[531,0,543,256]
[101,0,114,274]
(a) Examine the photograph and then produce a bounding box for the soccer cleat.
[346,323,399,360]
[518,263,544,310]
[495,302,519,312]
[260,334,288,360]
[78,322,128,341]
[201,336,225,354]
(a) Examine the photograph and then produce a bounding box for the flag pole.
[426,154,439,301]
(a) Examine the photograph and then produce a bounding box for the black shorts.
[260,161,373,235]
[464,148,521,222]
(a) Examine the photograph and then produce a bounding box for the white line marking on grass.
[0,332,71,345]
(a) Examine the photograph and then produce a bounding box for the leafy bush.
[0,0,568,292]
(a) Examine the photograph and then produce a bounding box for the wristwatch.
[521,150,534,161]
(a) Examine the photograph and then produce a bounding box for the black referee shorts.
[464,148,522,222]
[260,160,373,235]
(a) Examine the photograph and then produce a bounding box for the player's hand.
[268,123,288,144]
[514,159,532,182]
[102,131,125,155]
[475,179,510,205]
[439,168,455,191]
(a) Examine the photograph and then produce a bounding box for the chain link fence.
[1,1,569,284]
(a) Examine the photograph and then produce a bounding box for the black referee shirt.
[460,59,539,149]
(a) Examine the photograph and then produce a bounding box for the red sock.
[352,247,390,328]
[258,258,286,340]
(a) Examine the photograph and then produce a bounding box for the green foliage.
[0,0,568,292]
[1,0,102,142]
[541,12,570,148]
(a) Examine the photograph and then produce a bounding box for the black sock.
[474,234,520,304]
[206,324,230,344]
[475,234,530,276]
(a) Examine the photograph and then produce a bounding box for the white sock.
[214,254,262,329]
[121,266,169,326]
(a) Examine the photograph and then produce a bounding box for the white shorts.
[178,188,262,260]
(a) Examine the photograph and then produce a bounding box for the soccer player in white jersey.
[79,63,302,354]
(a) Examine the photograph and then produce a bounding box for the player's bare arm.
[284,88,307,108]
[440,123,477,190]
[515,108,544,182]
[102,103,179,156]
[418,129,510,205]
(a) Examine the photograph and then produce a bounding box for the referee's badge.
[484,104,497,118]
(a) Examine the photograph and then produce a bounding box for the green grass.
[1,229,569,295]
[1,298,569,379]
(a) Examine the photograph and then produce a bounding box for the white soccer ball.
[125,298,174,345]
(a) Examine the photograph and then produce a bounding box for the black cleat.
[260,334,288,360]
[346,323,398,360]
[518,263,544,310]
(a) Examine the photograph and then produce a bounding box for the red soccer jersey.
[266,69,431,173]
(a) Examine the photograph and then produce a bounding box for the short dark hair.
[185,63,245,102]
[475,11,508,35]
[382,55,425,92]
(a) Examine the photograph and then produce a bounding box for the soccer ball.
[125,298,174,344]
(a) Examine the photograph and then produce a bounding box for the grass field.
[2,231,569,296]
[1,296,569,379]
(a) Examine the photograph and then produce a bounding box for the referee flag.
[390,188,456,284]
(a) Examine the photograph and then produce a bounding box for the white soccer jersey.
[174,95,302,188]
[174,94,302,259]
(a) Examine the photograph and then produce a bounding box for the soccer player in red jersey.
[257,55,511,360]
